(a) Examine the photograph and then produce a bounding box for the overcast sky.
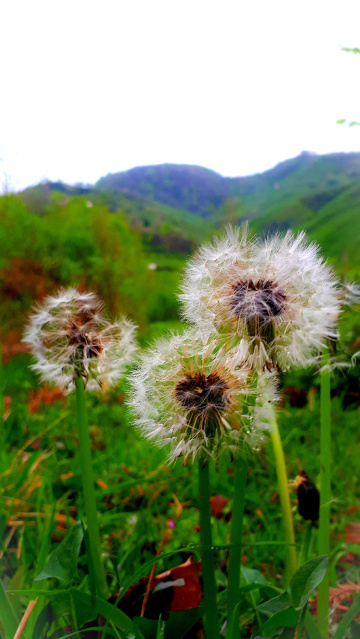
[1,0,359,192]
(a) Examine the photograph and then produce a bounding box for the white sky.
[1,0,360,192]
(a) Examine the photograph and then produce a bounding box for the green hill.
[17,150,360,277]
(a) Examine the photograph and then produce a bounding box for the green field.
[1,157,360,638]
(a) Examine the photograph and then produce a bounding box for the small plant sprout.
[23,288,137,392]
[24,288,138,601]
[180,226,341,372]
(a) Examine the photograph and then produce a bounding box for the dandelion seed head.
[180,227,341,371]
[23,288,137,392]
[129,330,276,463]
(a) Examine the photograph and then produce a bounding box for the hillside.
[94,152,360,274]
[18,151,360,276]
[96,151,360,218]
[96,164,229,217]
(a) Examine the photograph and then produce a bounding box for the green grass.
[1,350,360,637]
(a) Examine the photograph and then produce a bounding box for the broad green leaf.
[240,582,279,595]
[257,591,292,616]
[89,593,145,639]
[290,555,328,611]
[334,594,360,639]
[261,608,299,634]
[241,565,268,585]
[50,589,96,630]
[304,610,322,639]
[164,609,203,639]
[133,617,158,639]
[49,590,145,639]
[35,521,83,586]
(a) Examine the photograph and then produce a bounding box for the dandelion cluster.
[180,227,341,371]
[129,225,347,462]
[129,331,276,462]
[24,288,137,392]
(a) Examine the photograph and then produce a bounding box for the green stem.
[0,579,19,639]
[269,406,297,586]
[227,453,247,635]
[198,458,220,639]
[299,521,312,566]
[317,350,331,639]
[75,375,108,600]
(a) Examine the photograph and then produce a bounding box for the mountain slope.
[96,164,229,216]
[96,152,360,221]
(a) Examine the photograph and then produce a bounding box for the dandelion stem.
[269,406,297,585]
[227,452,247,636]
[198,457,220,639]
[0,579,19,639]
[318,349,331,639]
[299,521,312,566]
[75,375,108,600]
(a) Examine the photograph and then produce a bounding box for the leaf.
[226,603,240,639]
[156,616,165,639]
[164,609,203,639]
[257,591,292,616]
[240,582,279,595]
[32,602,54,639]
[260,608,299,634]
[50,590,145,638]
[90,594,146,639]
[33,504,57,578]
[50,589,96,630]
[241,565,268,586]
[133,617,158,639]
[35,521,83,586]
[159,558,202,612]
[350,620,360,638]
[334,594,360,639]
[341,47,360,54]
[118,547,201,603]
[290,555,328,610]
[304,610,322,639]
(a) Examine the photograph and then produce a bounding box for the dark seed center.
[66,321,103,359]
[175,373,230,417]
[231,278,287,321]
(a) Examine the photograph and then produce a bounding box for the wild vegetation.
[1,153,360,638]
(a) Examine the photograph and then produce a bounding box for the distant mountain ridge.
[96,151,360,217]
[20,151,360,274]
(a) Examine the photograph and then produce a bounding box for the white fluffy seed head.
[23,288,138,392]
[180,227,342,372]
[128,330,277,463]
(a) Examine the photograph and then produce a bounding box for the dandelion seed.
[23,288,137,392]
[180,227,341,371]
[129,330,276,462]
